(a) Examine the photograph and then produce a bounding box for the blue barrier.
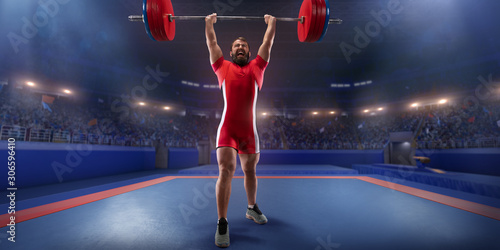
[210,149,384,167]
[2,141,498,190]
[167,148,198,169]
[416,148,500,177]
[0,141,155,189]
[353,164,500,199]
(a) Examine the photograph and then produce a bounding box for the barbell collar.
[328,18,343,24]
[128,15,144,22]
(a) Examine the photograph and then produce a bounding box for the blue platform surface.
[2,178,499,250]
[353,164,500,199]
[178,164,359,176]
[2,168,499,216]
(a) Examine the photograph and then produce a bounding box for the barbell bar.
[128,0,342,43]
[129,15,305,23]
[128,14,342,24]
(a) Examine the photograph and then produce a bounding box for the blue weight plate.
[143,0,156,41]
[317,0,330,42]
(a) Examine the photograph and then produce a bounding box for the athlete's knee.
[242,166,256,176]
[218,162,236,176]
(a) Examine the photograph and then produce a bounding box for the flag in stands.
[467,116,475,123]
[42,95,55,104]
[42,101,52,112]
[88,118,97,126]
[319,127,325,133]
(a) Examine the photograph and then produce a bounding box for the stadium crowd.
[1,86,499,150]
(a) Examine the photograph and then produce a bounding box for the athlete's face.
[230,40,250,66]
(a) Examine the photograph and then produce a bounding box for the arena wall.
[2,141,499,189]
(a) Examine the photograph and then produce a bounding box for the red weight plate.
[311,0,326,42]
[297,0,313,42]
[146,0,161,40]
[151,0,165,40]
[305,0,318,42]
[161,0,176,41]
[153,0,167,41]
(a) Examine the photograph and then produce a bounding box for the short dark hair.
[231,37,250,51]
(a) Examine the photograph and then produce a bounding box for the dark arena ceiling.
[1,0,499,111]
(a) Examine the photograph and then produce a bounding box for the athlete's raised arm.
[257,14,276,62]
[205,13,223,64]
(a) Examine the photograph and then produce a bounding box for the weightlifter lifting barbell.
[128,0,342,42]
[129,1,341,247]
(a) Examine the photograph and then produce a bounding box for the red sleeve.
[212,56,225,72]
[254,55,269,71]
[252,55,269,91]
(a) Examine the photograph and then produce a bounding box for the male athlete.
[205,13,276,248]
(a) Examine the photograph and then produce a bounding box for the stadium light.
[26,82,35,87]
[139,102,146,106]
[411,103,418,107]
[262,112,267,116]
[363,110,370,113]
[164,106,170,110]
[378,107,384,111]
[63,89,72,94]
[438,99,447,104]
[330,111,335,114]
[313,112,318,115]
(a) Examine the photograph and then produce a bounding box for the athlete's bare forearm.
[258,15,276,62]
[205,13,223,64]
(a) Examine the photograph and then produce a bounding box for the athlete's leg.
[239,153,260,206]
[216,147,237,219]
[240,153,267,224]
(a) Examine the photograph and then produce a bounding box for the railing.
[1,126,27,141]
[52,131,71,143]
[417,137,499,149]
[0,126,171,147]
[29,129,51,142]
[2,125,499,149]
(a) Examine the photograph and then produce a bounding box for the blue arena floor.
[1,167,500,249]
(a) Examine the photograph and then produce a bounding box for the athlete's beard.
[231,51,250,66]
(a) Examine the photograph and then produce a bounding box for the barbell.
[128,0,342,43]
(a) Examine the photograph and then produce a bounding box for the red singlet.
[212,55,269,154]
